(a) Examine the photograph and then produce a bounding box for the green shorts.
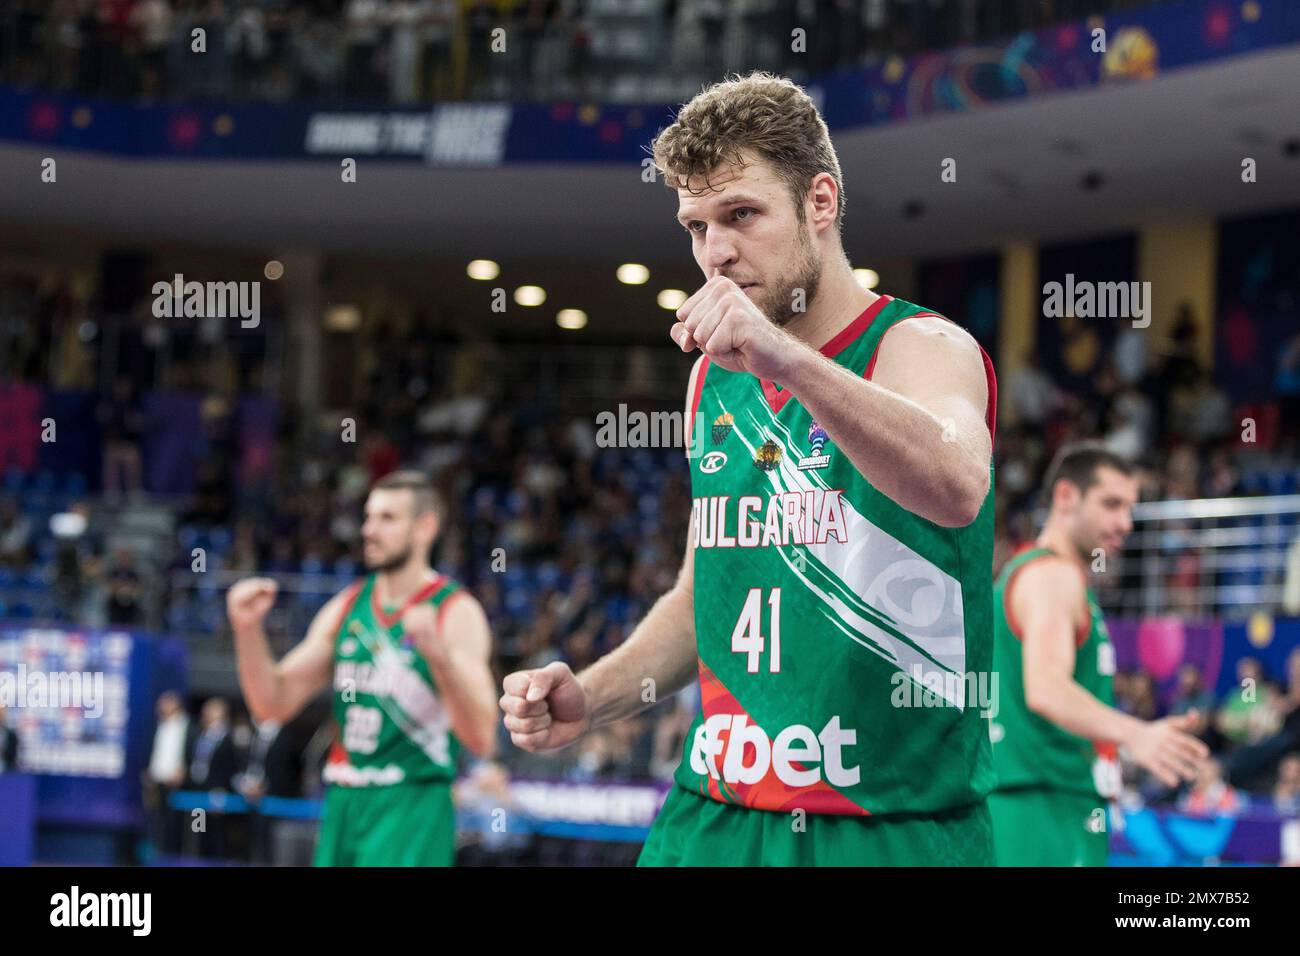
[313,780,456,867]
[637,786,994,866]
[989,786,1109,867]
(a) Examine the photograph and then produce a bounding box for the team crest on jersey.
[711,413,734,445]
[753,439,782,472]
[797,422,832,471]
[339,637,358,657]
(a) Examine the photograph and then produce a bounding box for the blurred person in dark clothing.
[0,497,33,570]
[97,377,145,499]
[105,547,144,626]
[187,696,238,857]
[0,706,20,772]
[189,697,237,791]
[1169,663,1217,744]
[235,717,301,864]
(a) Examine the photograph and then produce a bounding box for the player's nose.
[704,232,738,271]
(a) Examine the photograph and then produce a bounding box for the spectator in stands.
[1179,757,1241,817]
[142,690,190,856]
[345,0,386,100]
[1007,351,1060,428]
[97,377,145,500]
[1126,671,1160,722]
[421,0,457,99]
[104,546,145,626]
[1168,663,1216,743]
[184,696,237,856]
[1216,657,1283,750]
[51,502,100,622]
[129,0,174,99]
[0,705,20,773]
[1274,753,1300,816]
[188,696,237,792]
[291,6,343,98]
[0,497,33,570]
[386,0,426,103]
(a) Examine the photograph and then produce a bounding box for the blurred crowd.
[4,260,1300,864]
[1112,653,1300,819]
[0,0,1161,105]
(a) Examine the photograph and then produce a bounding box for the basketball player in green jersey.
[501,73,1000,865]
[989,443,1209,866]
[226,470,498,866]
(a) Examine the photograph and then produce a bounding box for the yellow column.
[998,241,1038,428]
[1137,219,1218,370]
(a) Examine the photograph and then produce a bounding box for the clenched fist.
[671,275,799,381]
[226,577,278,634]
[499,662,589,753]
[401,604,445,666]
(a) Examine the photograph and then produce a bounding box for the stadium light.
[853,268,880,290]
[617,263,650,285]
[657,289,687,310]
[557,309,587,330]
[467,259,499,280]
[514,285,546,307]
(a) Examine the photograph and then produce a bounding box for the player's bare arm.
[501,358,706,753]
[227,577,343,725]
[402,594,498,758]
[1014,558,1208,787]
[673,280,990,527]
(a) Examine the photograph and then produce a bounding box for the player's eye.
[685,221,705,234]
[733,207,756,221]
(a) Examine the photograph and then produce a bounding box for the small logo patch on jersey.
[339,638,358,657]
[797,421,832,471]
[753,439,782,472]
[700,451,728,473]
[711,413,734,445]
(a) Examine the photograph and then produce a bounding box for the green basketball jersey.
[324,573,464,787]
[674,295,999,816]
[990,546,1120,797]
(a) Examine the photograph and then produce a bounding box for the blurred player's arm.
[500,357,705,753]
[403,595,498,758]
[1014,559,1208,787]
[783,315,991,527]
[227,577,339,725]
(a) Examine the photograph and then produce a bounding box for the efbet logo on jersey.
[753,439,782,471]
[712,412,734,445]
[797,422,832,471]
[689,714,861,787]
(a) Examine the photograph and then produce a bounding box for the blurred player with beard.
[988,443,1209,865]
[502,73,1000,865]
[226,470,497,866]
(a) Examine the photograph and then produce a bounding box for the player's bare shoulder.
[1011,554,1089,621]
[872,313,986,388]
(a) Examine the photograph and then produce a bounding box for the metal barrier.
[1097,494,1300,620]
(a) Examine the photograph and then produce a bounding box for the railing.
[1096,494,1300,620]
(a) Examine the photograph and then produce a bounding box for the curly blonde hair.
[650,72,845,232]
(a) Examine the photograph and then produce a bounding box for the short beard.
[758,224,823,327]
[365,544,414,574]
